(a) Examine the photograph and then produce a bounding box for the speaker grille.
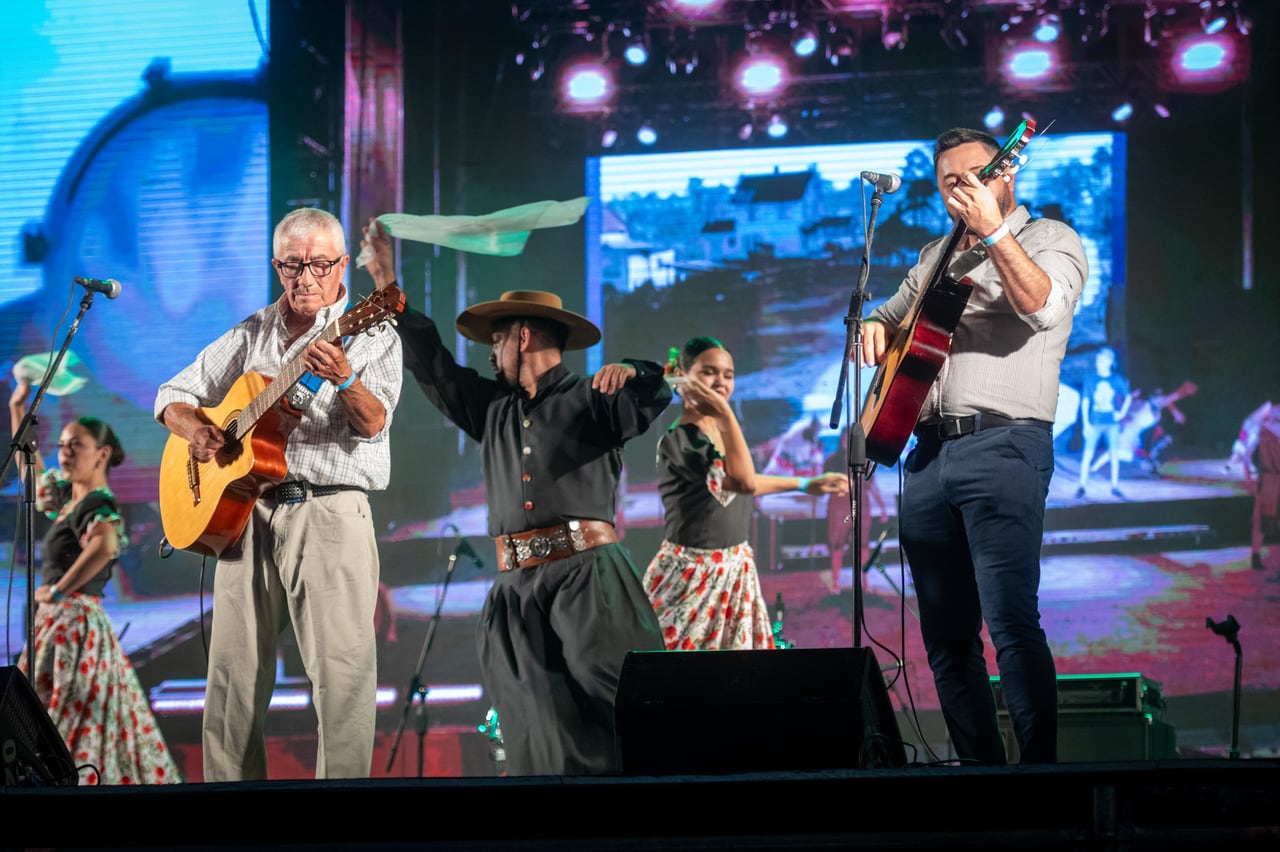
[0,666,78,787]
[615,648,907,775]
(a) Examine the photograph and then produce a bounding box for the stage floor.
[2,758,1278,851]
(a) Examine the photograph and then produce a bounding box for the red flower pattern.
[19,595,182,785]
[642,540,775,652]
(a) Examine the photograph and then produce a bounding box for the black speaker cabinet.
[615,648,907,775]
[0,666,78,787]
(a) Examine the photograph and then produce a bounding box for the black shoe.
[1074,486,1086,499]
[1111,487,1126,500]
[1252,553,1265,571]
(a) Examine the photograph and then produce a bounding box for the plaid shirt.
[154,291,402,490]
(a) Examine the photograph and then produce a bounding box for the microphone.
[446,523,485,569]
[74,277,122,299]
[860,171,902,194]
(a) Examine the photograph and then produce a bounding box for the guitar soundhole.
[218,419,245,462]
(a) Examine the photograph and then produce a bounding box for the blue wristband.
[983,222,1010,247]
[334,372,357,392]
[50,586,64,602]
[797,477,811,493]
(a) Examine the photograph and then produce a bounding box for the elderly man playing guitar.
[858,124,1088,766]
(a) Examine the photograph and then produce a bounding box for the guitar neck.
[234,318,342,439]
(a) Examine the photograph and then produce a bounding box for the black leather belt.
[915,413,1052,443]
[264,481,364,504]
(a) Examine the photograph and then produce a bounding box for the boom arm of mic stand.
[2,292,98,663]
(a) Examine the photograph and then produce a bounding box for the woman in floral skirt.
[643,337,847,650]
[10,376,182,785]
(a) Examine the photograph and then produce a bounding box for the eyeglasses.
[273,257,345,278]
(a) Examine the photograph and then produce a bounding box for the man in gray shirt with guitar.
[858,122,1088,765]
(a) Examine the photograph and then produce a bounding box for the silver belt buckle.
[528,534,553,559]
[567,520,586,552]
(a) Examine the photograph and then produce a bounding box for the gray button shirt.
[869,205,1088,423]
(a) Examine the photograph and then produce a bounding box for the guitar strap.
[287,372,324,411]
[945,239,991,281]
[286,333,354,411]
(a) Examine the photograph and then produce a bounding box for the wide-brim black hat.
[455,290,601,351]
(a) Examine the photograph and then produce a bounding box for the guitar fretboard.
[232,317,343,440]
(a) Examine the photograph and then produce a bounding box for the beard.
[491,358,516,390]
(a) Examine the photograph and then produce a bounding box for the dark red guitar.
[859,119,1036,467]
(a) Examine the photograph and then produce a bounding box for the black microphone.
[446,523,485,569]
[860,170,902,194]
[74,277,122,299]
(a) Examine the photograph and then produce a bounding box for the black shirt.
[657,422,754,549]
[395,307,672,535]
[41,485,118,597]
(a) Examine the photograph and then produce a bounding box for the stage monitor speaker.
[999,712,1178,763]
[615,648,907,776]
[0,666,78,787]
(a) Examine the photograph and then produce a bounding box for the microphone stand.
[1205,615,1243,759]
[2,292,99,662]
[828,184,887,650]
[384,548,460,776]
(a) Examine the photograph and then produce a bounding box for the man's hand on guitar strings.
[304,339,354,387]
[188,422,226,463]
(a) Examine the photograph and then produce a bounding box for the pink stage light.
[561,62,614,110]
[736,54,787,98]
[1005,46,1057,81]
[1162,31,1247,92]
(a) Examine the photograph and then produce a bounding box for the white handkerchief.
[356,197,591,265]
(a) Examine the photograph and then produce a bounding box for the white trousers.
[201,490,380,780]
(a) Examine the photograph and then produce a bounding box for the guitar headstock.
[338,285,406,337]
[981,118,1036,184]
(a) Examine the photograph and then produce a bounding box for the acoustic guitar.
[159,286,405,557]
[860,119,1036,467]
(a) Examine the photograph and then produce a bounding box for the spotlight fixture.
[1077,2,1111,44]
[623,32,649,66]
[601,127,619,148]
[1111,101,1133,122]
[1034,13,1062,43]
[940,9,970,51]
[983,105,1006,130]
[766,113,788,139]
[1200,0,1229,34]
[736,54,787,98]
[666,30,698,75]
[825,24,857,66]
[791,23,819,58]
[881,10,909,51]
[636,122,658,146]
[561,62,613,108]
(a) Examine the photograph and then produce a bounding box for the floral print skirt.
[643,540,776,651]
[20,595,183,785]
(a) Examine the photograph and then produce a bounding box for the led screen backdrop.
[586,130,1125,459]
[0,1,270,508]
[0,0,269,662]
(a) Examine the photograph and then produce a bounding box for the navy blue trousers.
[900,426,1059,764]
